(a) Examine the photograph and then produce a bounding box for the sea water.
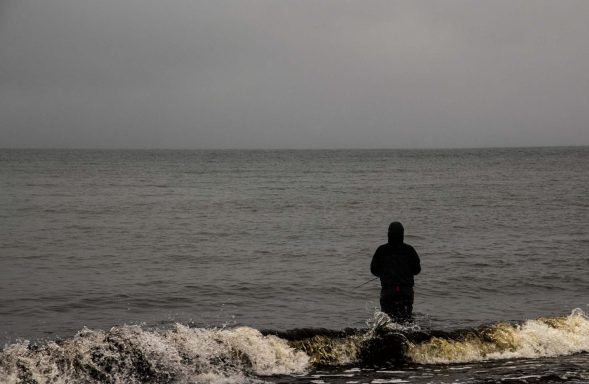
[0,147,587,383]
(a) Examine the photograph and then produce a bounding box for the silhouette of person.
[370,222,421,322]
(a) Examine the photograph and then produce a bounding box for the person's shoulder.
[375,243,389,253]
[403,243,417,252]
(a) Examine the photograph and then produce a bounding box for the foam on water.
[407,309,589,364]
[283,311,420,366]
[0,324,309,384]
[2,310,588,382]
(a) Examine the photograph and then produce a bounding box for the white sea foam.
[3,310,588,382]
[407,309,589,364]
[0,324,310,384]
[366,310,424,334]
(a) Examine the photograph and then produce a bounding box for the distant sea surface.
[1,147,588,383]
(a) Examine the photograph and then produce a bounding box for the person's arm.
[411,246,421,275]
[370,247,382,277]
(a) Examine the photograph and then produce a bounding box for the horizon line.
[0,144,587,152]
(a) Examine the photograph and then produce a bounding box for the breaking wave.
[407,308,589,364]
[0,325,309,384]
[1,309,587,383]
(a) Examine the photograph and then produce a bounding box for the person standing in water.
[370,222,421,322]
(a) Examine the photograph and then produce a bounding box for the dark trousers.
[380,286,414,323]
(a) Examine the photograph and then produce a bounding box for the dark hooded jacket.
[370,222,421,288]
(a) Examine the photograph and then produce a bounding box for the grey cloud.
[1,0,588,149]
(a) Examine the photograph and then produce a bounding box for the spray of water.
[2,309,587,382]
[0,324,310,384]
[407,309,589,364]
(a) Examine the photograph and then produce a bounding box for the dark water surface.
[1,147,587,383]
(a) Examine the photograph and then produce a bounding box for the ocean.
[0,147,587,383]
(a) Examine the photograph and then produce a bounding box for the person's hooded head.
[387,221,404,244]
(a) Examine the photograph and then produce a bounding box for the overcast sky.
[1,0,588,149]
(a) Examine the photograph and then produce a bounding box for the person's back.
[370,222,421,322]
